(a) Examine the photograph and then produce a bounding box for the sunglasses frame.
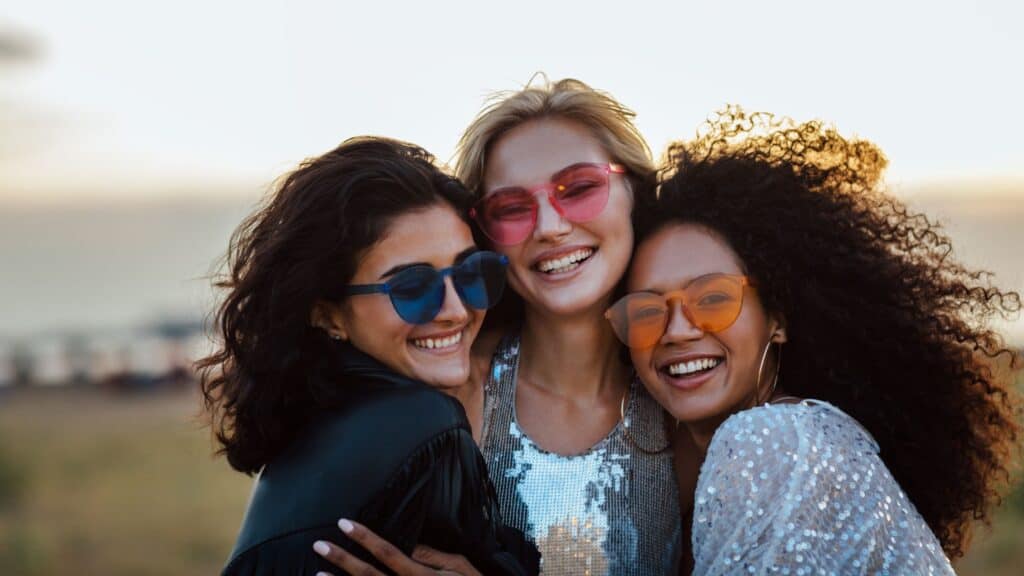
[345,251,509,324]
[605,273,752,349]
[470,162,626,246]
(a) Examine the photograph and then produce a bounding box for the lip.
[408,327,466,354]
[655,352,725,391]
[529,245,597,282]
[656,352,724,372]
[530,244,596,268]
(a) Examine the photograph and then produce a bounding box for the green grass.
[0,389,251,575]
[0,382,1022,575]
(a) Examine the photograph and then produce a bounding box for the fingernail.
[338,518,354,533]
[313,541,330,556]
[316,572,334,576]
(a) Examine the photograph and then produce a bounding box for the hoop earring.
[755,338,783,404]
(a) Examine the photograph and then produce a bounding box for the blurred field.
[0,388,251,575]
[1,376,1022,576]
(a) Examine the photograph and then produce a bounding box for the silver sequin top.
[480,335,681,576]
[693,400,955,575]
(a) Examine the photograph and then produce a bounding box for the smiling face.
[626,223,785,433]
[482,117,634,318]
[323,204,484,390]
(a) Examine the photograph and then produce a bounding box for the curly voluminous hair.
[642,106,1022,558]
[197,137,473,475]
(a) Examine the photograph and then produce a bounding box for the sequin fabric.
[693,400,955,575]
[480,335,681,575]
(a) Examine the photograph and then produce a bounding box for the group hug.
[199,78,1021,575]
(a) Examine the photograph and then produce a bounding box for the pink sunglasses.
[470,162,626,246]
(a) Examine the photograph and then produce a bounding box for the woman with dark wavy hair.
[607,108,1021,573]
[199,137,537,575]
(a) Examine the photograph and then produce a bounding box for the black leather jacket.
[223,342,539,575]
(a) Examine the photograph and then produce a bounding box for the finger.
[411,545,482,576]
[312,540,385,576]
[338,518,429,575]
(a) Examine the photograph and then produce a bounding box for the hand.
[312,518,482,576]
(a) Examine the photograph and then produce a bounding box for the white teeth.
[666,357,722,376]
[412,331,463,350]
[537,249,594,273]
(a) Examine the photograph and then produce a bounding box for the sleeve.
[356,424,540,576]
[691,405,954,576]
[223,425,538,576]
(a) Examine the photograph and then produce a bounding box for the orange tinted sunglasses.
[605,274,751,349]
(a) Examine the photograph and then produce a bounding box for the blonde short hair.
[455,77,654,196]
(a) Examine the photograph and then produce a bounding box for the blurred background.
[1,1,1021,574]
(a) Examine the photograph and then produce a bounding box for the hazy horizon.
[2,184,1021,346]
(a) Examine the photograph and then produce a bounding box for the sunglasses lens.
[606,276,746,348]
[453,252,508,309]
[476,190,536,245]
[551,164,611,222]
[607,293,668,349]
[687,275,745,332]
[388,266,444,324]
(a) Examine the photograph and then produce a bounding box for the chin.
[414,364,470,390]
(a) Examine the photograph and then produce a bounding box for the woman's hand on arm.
[312,519,481,576]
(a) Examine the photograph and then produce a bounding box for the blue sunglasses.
[344,251,509,324]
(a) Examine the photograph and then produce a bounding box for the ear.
[769,313,788,344]
[310,300,349,341]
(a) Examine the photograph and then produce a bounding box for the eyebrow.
[487,161,604,193]
[641,272,739,293]
[378,246,479,280]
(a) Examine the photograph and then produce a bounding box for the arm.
[315,424,537,576]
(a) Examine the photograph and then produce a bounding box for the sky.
[2,0,1023,202]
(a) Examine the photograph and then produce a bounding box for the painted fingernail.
[313,541,331,556]
[338,518,354,533]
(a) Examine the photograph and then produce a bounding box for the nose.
[532,190,572,241]
[433,276,470,325]
[660,300,704,344]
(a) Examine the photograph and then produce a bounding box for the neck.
[686,386,796,454]
[518,304,629,398]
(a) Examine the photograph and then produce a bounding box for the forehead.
[629,223,745,290]
[483,117,609,190]
[356,204,474,274]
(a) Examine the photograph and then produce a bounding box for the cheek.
[349,298,410,344]
[720,312,770,381]
[629,347,653,371]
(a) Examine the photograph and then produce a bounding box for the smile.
[664,356,723,376]
[534,248,595,274]
[411,330,462,350]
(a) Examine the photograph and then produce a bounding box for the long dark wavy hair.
[641,107,1021,558]
[198,137,473,475]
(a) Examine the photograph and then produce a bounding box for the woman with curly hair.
[199,137,538,575]
[606,108,1021,573]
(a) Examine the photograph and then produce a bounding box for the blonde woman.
[317,80,683,576]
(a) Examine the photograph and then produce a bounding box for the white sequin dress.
[693,400,955,575]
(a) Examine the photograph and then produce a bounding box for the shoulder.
[693,402,954,574]
[303,382,469,467]
[259,379,471,504]
[696,401,882,519]
[707,400,878,466]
